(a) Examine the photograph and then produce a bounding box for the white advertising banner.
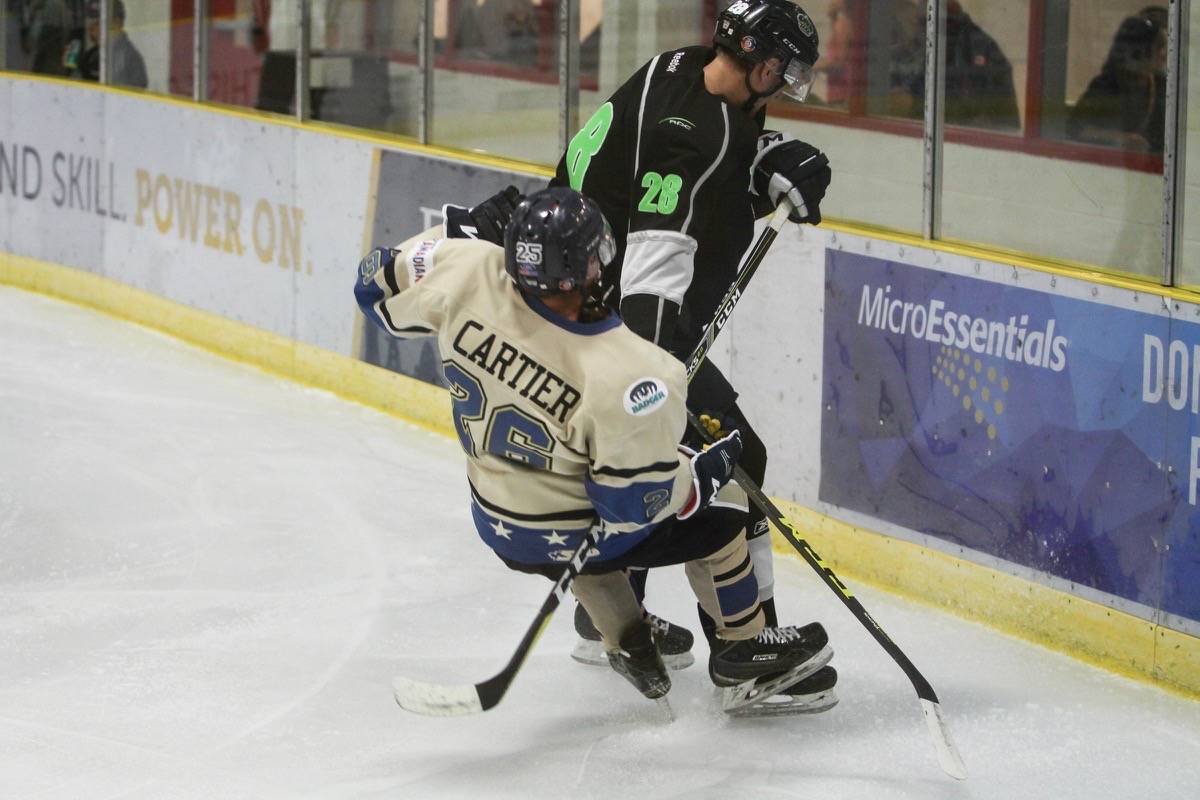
[0,78,372,355]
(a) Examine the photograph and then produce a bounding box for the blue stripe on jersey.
[521,293,622,335]
[584,475,675,530]
[470,501,648,565]
[717,572,760,618]
[354,266,387,327]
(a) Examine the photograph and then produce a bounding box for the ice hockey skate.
[709,623,833,714]
[571,602,696,670]
[607,621,671,701]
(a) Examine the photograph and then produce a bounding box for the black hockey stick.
[392,200,798,717]
[393,526,602,715]
[686,199,794,380]
[679,217,967,779]
[686,421,967,779]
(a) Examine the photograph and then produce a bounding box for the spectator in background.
[1068,7,1167,153]
[816,0,859,106]
[454,0,541,68]
[813,0,1018,129]
[889,0,1020,130]
[20,0,72,75]
[76,0,147,88]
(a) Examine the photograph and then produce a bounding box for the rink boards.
[1,73,1197,697]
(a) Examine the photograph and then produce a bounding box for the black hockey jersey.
[552,45,764,358]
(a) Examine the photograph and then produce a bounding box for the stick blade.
[920,698,968,781]
[393,676,484,717]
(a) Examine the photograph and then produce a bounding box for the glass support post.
[559,0,581,157]
[922,0,946,241]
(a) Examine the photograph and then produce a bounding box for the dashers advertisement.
[820,249,1200,625]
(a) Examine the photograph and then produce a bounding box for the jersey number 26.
[443,360,555,470]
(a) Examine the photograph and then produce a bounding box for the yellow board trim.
[2,251,1197,700]
[771,501,1200,700]
[0,252,453,440]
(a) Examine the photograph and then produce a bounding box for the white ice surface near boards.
[1,285,1198,800]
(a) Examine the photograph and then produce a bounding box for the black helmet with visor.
[713,0,820,103]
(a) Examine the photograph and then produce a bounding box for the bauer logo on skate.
[623,378,668,416]
[857,284,1070,373]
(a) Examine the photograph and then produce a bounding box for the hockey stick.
[679,217,967,778]
[686,430,968,780]
[393,526,602,716]
[686,199,795,380]
[392,200,798,717]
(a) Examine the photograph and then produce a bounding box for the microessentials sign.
[822,249,1200,624]
[857,283,1069,372]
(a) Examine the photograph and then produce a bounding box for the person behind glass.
[19,0,73,75]
[888,0,1020,130]
[815,0,859,106]
[549,0,839,715]
[1068,7,1167,153]
[75,0,147,89]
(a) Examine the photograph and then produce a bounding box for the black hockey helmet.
[713,0,819,102]
[503,187,616,297]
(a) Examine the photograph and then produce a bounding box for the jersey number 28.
[566,102,614,191]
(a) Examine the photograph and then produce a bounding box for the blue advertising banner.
[820,249,1200,625]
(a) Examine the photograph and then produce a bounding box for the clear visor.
[596,219,616,266]
[779,59,816,102]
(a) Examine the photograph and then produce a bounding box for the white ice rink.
[2,285,1199,799]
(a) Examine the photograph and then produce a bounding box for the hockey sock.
[627,568,649,607]
[696,602,718,646]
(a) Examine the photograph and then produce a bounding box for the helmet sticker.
[740,35,757,53]
[796,11,816,38]
[727,1,751,15]
[623,377,669,417]
[515,241,543,265]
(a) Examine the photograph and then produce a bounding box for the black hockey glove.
[677,430,743,520]
[442,185,523,245]
[750,132,830,225]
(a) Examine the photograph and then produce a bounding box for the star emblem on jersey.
[490,519,513,540]
[543,531,568,546]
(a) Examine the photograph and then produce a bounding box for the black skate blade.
[720,645,833,713]
[726,687,839,717]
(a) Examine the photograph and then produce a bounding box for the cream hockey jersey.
[354,227,696,566]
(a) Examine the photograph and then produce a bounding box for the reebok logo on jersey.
[666,50,685,72]
[623,378,669,416]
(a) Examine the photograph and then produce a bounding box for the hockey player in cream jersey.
[355,187,831,710]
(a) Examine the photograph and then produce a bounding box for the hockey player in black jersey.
[552,0,837,714]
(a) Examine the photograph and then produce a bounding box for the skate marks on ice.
[2,287,1199,799]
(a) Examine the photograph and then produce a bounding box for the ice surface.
[2,285,1198,799]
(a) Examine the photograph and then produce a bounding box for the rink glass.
[1180,1,1199,289]
[0,0,1196,290]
